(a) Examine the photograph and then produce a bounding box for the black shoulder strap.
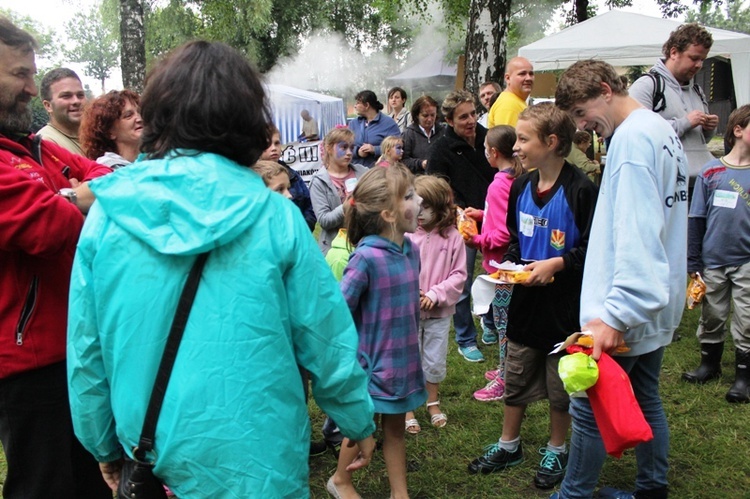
[134,252,210,462]
[693,81,708,107]
[31,134,44,166]
[645,69,666,113]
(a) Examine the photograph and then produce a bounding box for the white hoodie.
[580,109,688,356]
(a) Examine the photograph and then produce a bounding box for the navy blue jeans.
[559,347,669,498]
[454,246,479,348]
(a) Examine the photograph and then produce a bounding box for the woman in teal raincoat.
[67,41,376,498]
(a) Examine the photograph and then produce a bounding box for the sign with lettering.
[282,140,323,185]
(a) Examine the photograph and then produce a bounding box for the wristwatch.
[58,187,78,207]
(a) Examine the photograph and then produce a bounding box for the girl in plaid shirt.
[327,165,426,499]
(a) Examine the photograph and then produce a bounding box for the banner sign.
[282,140,323,185]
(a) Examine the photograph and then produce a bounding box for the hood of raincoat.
[89,150,267,255]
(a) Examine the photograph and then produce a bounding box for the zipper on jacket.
[15,276,39,346]
[31,135,44,165]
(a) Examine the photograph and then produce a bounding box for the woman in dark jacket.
[402,95,446,175]
[427,89,495,364]
[427,90,494,210]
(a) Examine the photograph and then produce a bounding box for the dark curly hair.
[663,23,713,59]
[79,90,140,160]
[140,40,272,167]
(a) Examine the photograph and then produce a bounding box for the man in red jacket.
[0,17,113,498]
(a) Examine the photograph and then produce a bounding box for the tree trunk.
[575,0,589,23]
[463,0,512,96]
[119,0,146,93]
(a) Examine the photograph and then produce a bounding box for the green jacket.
[325,229,352,281]
[67,151,375,498]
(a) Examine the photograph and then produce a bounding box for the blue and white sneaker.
[481,323,499,345]
[459,345,485,362]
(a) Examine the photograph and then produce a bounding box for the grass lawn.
[2,291,749,497]
[306,304,750,498]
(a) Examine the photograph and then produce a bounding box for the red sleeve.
[41,140,112,182]
[0,163,84,257]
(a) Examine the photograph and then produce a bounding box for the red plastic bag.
[586,353,653,458]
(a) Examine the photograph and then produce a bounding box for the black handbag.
[118,253,209,499]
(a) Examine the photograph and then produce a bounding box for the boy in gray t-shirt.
[683,104,750,404]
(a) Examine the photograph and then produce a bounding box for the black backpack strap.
[693,81,708,107]
[644,69,667,113]
[134,252,210,462]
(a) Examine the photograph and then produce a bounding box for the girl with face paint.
[402,175,467,435]
[329,165,425,499]
[375,135,404,168]
[309,127,369,255]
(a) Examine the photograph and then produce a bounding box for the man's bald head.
[505,57,535,100]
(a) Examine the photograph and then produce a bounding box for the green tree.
[145,0,200,62]
[65,5,120,93]
[120,0,147,92]
[391,0,561,94]
[142,0,413,74]
[686,0,750,33]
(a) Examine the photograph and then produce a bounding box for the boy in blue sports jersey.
[468,102,598,490]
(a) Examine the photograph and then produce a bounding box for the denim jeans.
[454,246,478,348]
[558,347,669,499]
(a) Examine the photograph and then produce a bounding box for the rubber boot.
[726,348,750,403]
[682,342,723,383]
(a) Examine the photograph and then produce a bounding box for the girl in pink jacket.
[404,176,467,434]
[464,125,525,402]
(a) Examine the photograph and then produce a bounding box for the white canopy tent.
[386,48,457,90]
[518,10,750,106]
[266,84,346,144]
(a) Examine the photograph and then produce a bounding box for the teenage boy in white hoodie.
[553,60,689,499]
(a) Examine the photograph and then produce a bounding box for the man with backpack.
[629,23,718,190]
